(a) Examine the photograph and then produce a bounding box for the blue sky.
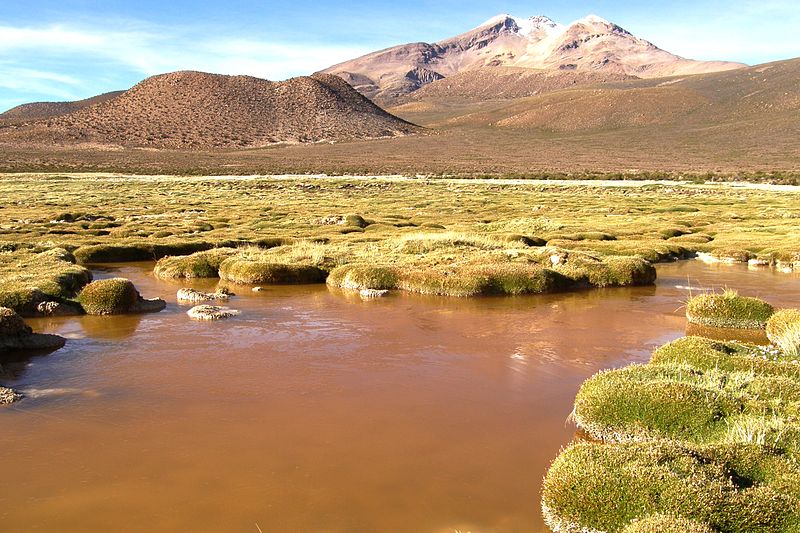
[2,0,799,111]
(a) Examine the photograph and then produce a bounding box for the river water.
[2,261,799,532]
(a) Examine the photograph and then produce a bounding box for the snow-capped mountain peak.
[323,13,746,103]
[478,13,565,37]
[575,14,611,26]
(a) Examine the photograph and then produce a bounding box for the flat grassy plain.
[1,174,799,306]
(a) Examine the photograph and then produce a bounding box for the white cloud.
[0,22,368,78]
[0,20,371,107]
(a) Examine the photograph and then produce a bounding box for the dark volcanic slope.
[0,91,125,124]
[2,71,417,148]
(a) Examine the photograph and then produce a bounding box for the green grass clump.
[710,248,752,263]
[559,256,656,287]
[573,364,744,444]
[0,249,92,314]
[219,259,326,284]
[573,363,800,453]
[154,248,237,279]
[651,336,800,378]
[396,263,568,297]
[326,264,398,290]
[542,441,800,533]
[767,309,800,359]
[77,278,139,315]
[74,241,216,263]
[622,514,715,533]
[686,290,775,329]
[545,334,800,533]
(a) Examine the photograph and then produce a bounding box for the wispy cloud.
[0,20,370,109]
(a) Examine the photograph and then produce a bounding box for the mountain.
[389,58,800,135]
[0,91,125,124]
[1,71,417,149]
[322,14,746,104]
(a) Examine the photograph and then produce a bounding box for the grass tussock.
[766,309,800,360]
[542,441,800,533]
[544,335,800,533]
[77,278,140,315]
[686,289,775,329]
[153,248,238,279]
[0,248,91,314]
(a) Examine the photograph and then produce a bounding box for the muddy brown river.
[2,261,799,532]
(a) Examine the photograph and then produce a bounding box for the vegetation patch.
[327,264,398,290]
[0,248,91,315]
[542,441,800,533]
[573,361,799,452]
[219,259,326,285]
[766,309,800,359]
[621,514,715,533]
[154,248,238,279]
[686,290,775,329]
[545,334,800,533]
[77,278,165,315]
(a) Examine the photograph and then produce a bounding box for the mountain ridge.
[322,13,746,104]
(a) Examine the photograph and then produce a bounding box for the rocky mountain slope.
[1,72,417,149]
[323,14,745,104]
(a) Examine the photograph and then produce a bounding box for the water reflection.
[685,322,769,344]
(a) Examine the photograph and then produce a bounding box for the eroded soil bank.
[1,260,798,532]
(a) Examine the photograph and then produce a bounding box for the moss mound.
[573,364,745,444]
[546,335,800,533]
[574,337,800,452]
[0,249,92,315]
[559,256,656,287]
[218,259,326,285]
[154,248,237,279]
[397,263,568,297]
[686,290,774,329]
[327,264,398,290]
[85,279,165,314]
[651,336,800,378]
[622,514,715,533]
[543,441,800,533]
[767,309,800,359]
[77,278,142,315]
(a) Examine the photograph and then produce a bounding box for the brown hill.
[0,91,125,124]
[396,67,635,103]
[323,14,744,105]
[390,58,800,135]
[1,71,417,149]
